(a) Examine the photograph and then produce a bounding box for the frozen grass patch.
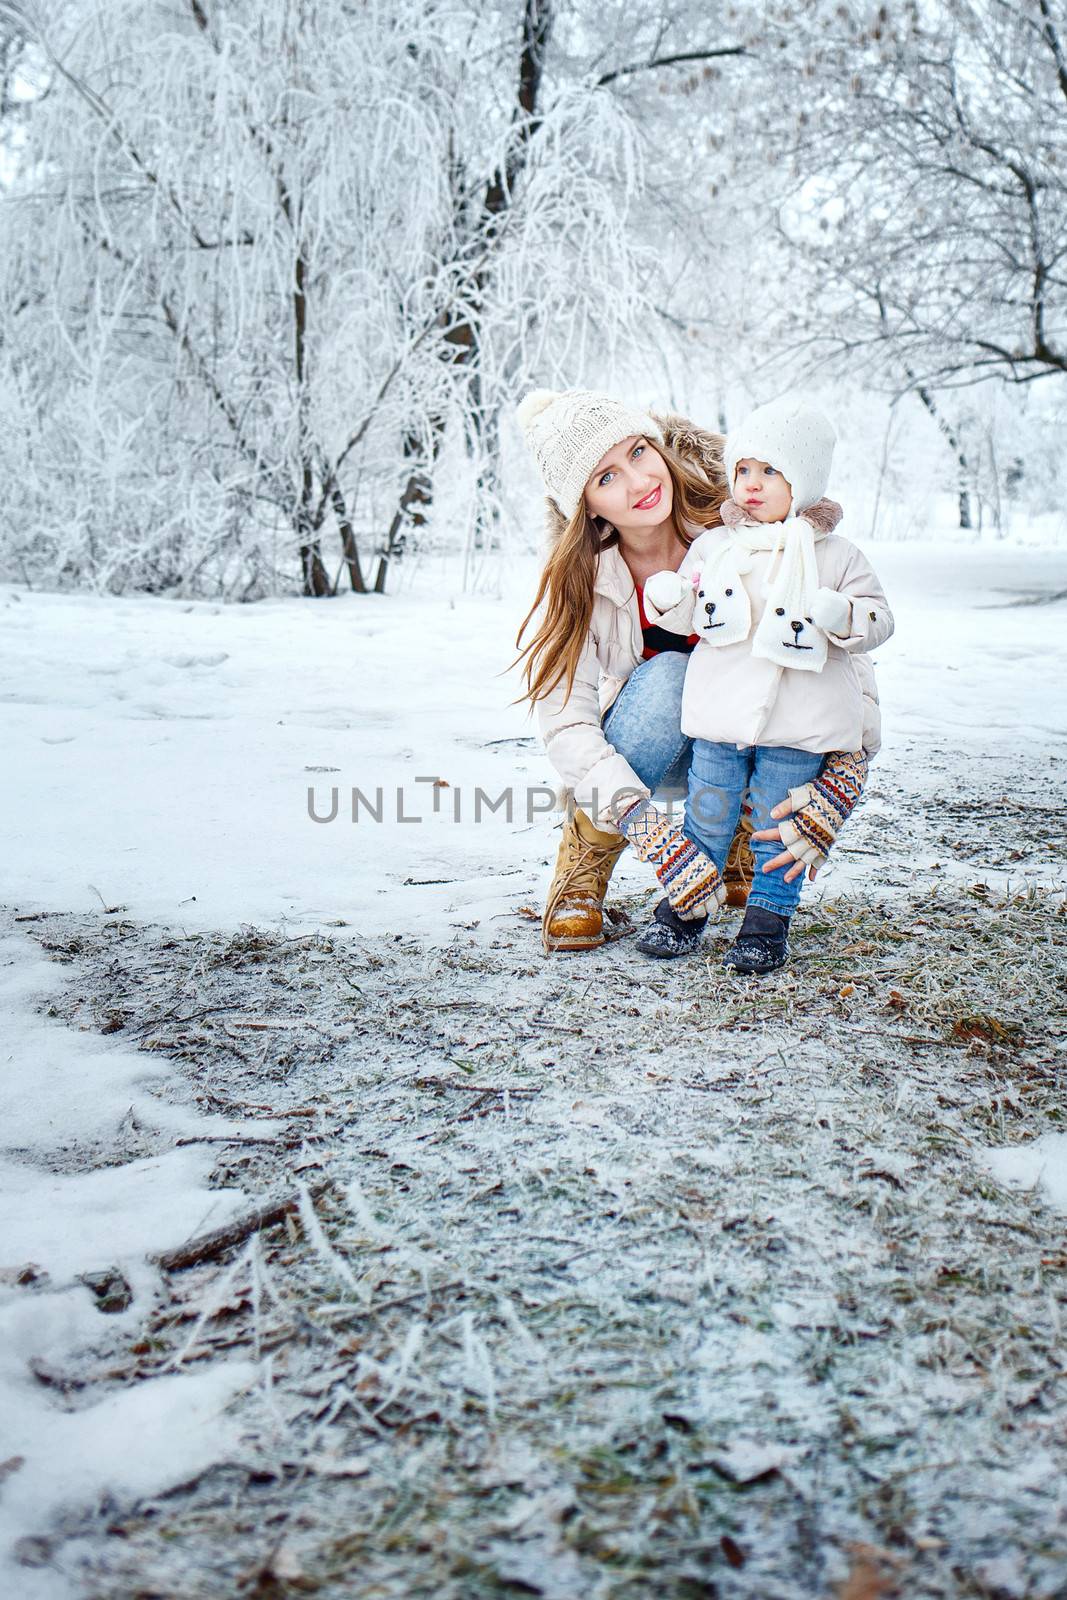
[4,879,1066,1598]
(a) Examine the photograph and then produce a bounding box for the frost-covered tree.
[2,0,734,596]
[661,0,1067,530]
[772,0,1067,392]
[18,0,1042,592]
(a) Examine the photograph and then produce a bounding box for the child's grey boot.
[634,897,708,960]
[723,904,790,976]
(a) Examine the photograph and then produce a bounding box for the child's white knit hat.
[516,388,663,518]
[724,394,836,514]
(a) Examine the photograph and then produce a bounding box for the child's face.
[733,458,792,523]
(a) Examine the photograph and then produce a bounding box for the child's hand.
[810,587,852,636]
[751,815,817,883]
[644,569,689,613]
[752,752,868,880]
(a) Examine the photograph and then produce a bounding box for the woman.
[513,388,878,958]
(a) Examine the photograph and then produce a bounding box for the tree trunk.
[381,0,554,560]
[299,529,331,596]
[329,482,367,594]
[374,437,434,592]
[915,384,973,531]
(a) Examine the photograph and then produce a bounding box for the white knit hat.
[516,388,663,518]
[724,395,836,515]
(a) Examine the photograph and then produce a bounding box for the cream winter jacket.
[533,416,883,827]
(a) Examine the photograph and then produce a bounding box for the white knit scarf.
[693,515,828,673]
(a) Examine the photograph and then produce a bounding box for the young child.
[643,394,893,975]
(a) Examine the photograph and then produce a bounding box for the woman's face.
[583,436,673,531]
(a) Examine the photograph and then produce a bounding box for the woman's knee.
[606,652,686,738]
[603,655,689,793]
[638,649,689,701]
[623,652,687,729]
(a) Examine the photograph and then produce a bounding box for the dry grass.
[8,874,1066,1599]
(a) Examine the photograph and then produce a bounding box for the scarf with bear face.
[690,506,829,672]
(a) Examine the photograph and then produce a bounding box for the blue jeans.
[686,740,825,917]
[601,652,692,799]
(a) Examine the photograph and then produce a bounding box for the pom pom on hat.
[516,387,663,518]
[516,388,560,432]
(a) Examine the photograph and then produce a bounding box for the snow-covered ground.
[3,542,1065,935]
[2,543,1066,1598]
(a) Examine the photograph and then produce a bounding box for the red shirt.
[636,583,699,661]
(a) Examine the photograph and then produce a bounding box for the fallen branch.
[151,1180,332,1272]
[201,1101,321,1118]
[412,1078,541,1096]
[174,1134,301,1148]
[314,1278,469,1323]
[227,1018,331,1032]
[133,1004,243,1039]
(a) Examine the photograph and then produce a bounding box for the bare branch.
[597,45,746,88]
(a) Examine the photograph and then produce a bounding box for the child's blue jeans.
[685,740,825,917]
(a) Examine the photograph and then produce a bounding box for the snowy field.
[2,543,1066,1598]
[3,542,1065,933]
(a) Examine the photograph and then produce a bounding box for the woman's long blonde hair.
[514,437,729,707]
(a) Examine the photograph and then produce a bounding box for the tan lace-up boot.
[542,808,628,953]
[723,809,755,908]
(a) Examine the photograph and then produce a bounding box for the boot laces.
[544,830,624,925]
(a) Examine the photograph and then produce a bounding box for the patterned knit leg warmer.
[617,799,726,919]
[778,750,869,868]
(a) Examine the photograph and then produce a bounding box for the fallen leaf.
[858,1168,905,1191]
[951,1013,1024,1047]
[837,1540,899,1599]
[720,1533,746,1567]
[293,1154,327,1173]
[0,1262,48,1288]
[78,1267,133,1313]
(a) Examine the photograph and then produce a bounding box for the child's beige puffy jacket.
[655,525,893,754]
[533,416,883,827]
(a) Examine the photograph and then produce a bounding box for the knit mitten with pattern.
[617,799,726,919]
[777,750,868,868]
